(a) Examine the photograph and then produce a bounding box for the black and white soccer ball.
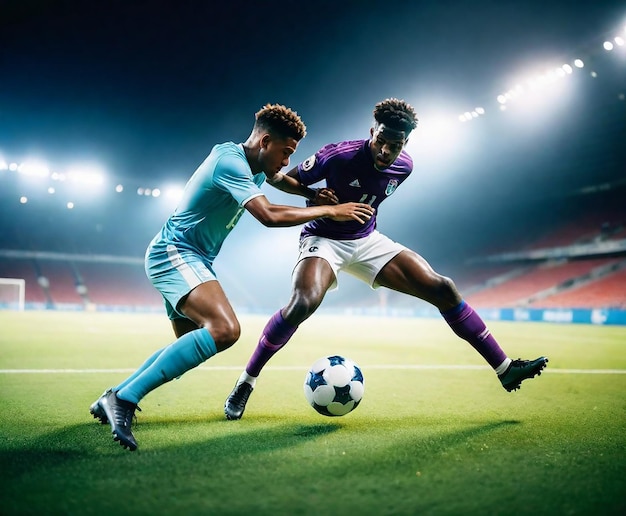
[303,355,364,416]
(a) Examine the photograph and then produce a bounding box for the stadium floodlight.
[66,202,75,209]
[65,164,105,186]
[458,111,480,122]
[603,41,614,51]
[615,36,624,47]
[405,112,467,164]
[0,160,7,170]
[20,196,28,204]
[18,161,50,178]
[574,59,584,68]
[115,184,124,193]
[164,185,184,202]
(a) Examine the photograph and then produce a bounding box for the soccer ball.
[303,355,364,416]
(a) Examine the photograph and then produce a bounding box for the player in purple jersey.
[224,98,548,420]
[88,104,374,451]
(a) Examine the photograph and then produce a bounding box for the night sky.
[1,1,625,308]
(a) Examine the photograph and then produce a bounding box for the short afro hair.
[254,103,307,141]
[373,98,418,135]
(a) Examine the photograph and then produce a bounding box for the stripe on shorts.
[166,244,201,288]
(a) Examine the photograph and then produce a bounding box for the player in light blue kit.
[225,98,549,420]
[89,104,375,450]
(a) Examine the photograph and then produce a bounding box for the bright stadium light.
[65,163,105,186]
[66,202,75,209]
[164,185,184,202]
[20,196,28,204]
[18,160,50,178]
[406,111,468,164]
[574,59,584,68]
[603,41,614,51]
[115,184,124,193]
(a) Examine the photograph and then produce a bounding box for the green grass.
[1,311,625,515]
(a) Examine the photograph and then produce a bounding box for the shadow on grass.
[1,417,518,481]
[0,418,538,515]
[0,419,343,480]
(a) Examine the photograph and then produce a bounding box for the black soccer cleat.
[89,389,112,425]
[224,381,254,420]
[499,356,549,392]
[99,390,141,451]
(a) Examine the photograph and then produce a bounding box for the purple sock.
[246,310,298,377]
[441,301,507,369]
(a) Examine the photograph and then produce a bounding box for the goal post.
[0,278,26,311]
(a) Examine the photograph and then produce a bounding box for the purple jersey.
[297,139,413,240]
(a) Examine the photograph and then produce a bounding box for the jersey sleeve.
[212,153,264,206]
[297,147,330,186]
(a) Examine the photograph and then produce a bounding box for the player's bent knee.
[285,290,325,323]
[430,275,461,308]
[290,298,322,322]
[205,321,241,352]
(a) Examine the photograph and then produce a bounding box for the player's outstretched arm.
[244,196,374,228]
[266,167,339,205]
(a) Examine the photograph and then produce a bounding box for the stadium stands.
[464,258,622,308]
[36,260,84,306]
[76,261,162,308]
[530,266,626,309]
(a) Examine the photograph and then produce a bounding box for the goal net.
[0,278,26,311]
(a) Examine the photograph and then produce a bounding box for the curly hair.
[373,98,418,134]
[254,103,307,141]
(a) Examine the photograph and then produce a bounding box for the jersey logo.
[349,179,361,187]
[226,207,245,229]
[308,246,319,253]
[302,154,316,171]
[385,179,399,196]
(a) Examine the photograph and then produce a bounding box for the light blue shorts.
[145,242,217,320]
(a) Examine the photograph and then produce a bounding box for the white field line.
[0,365,624,374]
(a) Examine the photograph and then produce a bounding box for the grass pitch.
[0,310,625,515]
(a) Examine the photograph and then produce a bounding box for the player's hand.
[312,187,339,205]
[328,202,375,224]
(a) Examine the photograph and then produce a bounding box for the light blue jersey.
[145,142,265,318]
[152,142,265,262]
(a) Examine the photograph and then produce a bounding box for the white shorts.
[296,230,406,290]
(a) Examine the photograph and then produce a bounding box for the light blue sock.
[114,347,166,392]
[117,328,217,404]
